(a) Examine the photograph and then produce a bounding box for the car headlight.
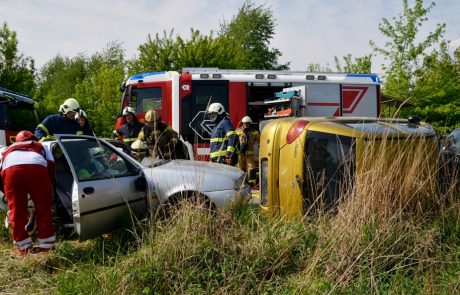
[234,173,246,190]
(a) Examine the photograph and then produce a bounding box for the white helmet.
[207,102,225,115]
[241,116,252,123]
[75,110,88,120]
[122,106,137,116]
[59,98,80,114]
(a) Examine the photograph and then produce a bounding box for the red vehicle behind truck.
[0,87,39,147]
[116,68,381,160]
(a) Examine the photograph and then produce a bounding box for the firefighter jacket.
[35,114,82,141]
[235,127,260,156]
[80,121,93,136]
[210,117,238,162]
[112,120,144,143]
[137,122,179,159]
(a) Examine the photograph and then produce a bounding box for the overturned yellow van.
[259,117,439,219]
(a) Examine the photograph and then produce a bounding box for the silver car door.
[56,136,148,241]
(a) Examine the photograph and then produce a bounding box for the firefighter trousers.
[2,164,54,249]
[238,154,257,185]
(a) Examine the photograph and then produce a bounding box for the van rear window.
[344,122,399,134]
[344,122,435,135]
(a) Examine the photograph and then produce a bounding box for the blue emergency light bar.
[346,73,381,83]
[128,71,166,81]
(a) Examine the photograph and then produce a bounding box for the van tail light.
[260,158,268,206]
[286,120,309,144]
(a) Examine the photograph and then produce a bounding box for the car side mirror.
[119,82,126,93]
[134,176,147,191]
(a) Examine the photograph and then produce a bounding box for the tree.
[0,22,35,94]
[218,0,289,70]
[130,0,288,73]
[129,29,237,73]
[35,54,87,118]
[76,42,126,136]
[305,63,333,72]
[370,0,445,101]
[36,43,126,136]
[334,54,372,73]
[408,42,460,133]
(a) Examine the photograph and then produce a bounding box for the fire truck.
[0,87,39,147]
[116,68,381,160]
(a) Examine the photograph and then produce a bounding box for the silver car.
[2,135,250,241]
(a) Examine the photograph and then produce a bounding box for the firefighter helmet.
[59,98,80,114]
[145,110,160,123]
[207,102,225,115]
[75,110,88,120]
[241,116,252,124]
[16,130,36,142]
[131,139,146,150]
[122,106,137,116]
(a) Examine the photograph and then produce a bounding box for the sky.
[1,0,459,75]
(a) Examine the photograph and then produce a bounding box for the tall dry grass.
[305,131,453,291]
[1,131,459,294]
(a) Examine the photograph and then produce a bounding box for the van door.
[56,135,148,241]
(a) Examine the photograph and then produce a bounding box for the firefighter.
[0,130,55,255]
[236,116,260,185]
[75,109,93,136]
[34,98,82,141]
[136,110,179,159]
[112,106,144,144]
[207,103,238,166]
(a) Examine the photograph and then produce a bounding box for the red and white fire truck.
[0,87,39,147]
[116,68,381,160]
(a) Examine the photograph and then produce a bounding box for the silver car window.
[60,138,137,182]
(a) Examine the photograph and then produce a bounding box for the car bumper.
[206,184,251,209]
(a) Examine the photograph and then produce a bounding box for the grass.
[1,133,459,294]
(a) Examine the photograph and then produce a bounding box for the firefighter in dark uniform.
[34,98,82,141]
[207,103,238,166]
[75,109,93,136]
[111,107,144,144]
[135,110,179,159]
[236,116,260,185]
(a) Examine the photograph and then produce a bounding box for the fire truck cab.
[117,68,381,160]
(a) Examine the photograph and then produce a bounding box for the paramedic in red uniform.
[1,130,56,255]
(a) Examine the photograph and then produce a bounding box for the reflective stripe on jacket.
[34,114,81,141]
[236,128,260,156]
[209,117,237,160]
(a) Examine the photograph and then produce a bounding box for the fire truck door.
[184,80,229,142]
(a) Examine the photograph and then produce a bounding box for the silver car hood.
[141,159,245,202]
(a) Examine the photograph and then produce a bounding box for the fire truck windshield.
[130,87,162,112]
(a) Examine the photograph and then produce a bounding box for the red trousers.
[2,164,54,248]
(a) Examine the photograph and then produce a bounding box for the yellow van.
[259,117,439,219]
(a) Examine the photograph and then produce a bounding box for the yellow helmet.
[131,139,146,150]
[145,110,160,123]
